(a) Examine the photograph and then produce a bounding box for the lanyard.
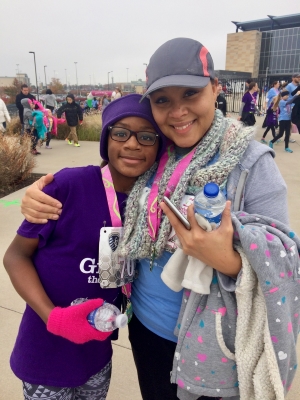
[147,144,196,242]
[101,165,132,297]
[101,165,122,228]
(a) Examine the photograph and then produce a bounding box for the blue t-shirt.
[286,82,297,100]
[278,99,292,121]
[266,88,279,108]
[131,150,220,342]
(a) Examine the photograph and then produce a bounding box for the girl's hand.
[160,200,242,278]
[47,299,112,344]
[21,174,62,223]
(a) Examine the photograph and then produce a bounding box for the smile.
[121,157,144,164]
[172,120,195,133]
[173,121,194,131]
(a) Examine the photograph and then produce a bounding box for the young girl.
[269,90,300,153]
[261,96,279,143]
[43,108,53,149]
[3,94,165,400]
[43,109,66,149]
[19,38,300,400]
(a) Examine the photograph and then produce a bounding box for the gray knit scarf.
[118,110,255,260]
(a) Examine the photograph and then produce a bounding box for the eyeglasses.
[108,126,159,146]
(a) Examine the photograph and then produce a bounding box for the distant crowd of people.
[215,74,300,153]
[2,84,124,155]
[2,75,299,157]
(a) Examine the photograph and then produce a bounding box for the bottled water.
[87,303,128,332]
[71,298,128,332]
[194,183,226,226]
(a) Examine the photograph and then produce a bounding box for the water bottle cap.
[203,182,219,198]
[115,314,128,329]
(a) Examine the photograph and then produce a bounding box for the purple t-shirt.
[11,166,127,387]
[242,91,256,112]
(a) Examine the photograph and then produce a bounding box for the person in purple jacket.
[260,99,279,143]
[238,82,261,126]
[3,94,165,400]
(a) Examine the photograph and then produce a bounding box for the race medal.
[99,227,135,288]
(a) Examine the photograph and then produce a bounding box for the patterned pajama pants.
[23,360,111,400]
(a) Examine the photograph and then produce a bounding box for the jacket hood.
[21,98,32,109]
[66,93,75,102]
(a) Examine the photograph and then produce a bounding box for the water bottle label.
[205,213,222,224]
[87,309,97,329]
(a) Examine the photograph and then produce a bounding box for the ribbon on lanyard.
[250,93,256,111]
[147,144,197,268]
[101,165,122,228]
[101,165,131,297]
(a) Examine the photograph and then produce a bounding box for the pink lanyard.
[147,144,197,242]
[101,165,132,296]
[101,165,122,228]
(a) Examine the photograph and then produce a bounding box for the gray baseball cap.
[141,38,215,101]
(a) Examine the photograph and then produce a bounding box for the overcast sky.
[1,0,299,87]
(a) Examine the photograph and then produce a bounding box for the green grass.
[57,114,102,142]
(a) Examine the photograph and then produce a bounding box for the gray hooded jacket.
[21,98,33,130]
[170,141,299,399]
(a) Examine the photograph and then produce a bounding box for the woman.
[264,80,280,110]
[20,38,299,400]
[114,87,122,100]
[44,89,56,112]
[238,82,260,126]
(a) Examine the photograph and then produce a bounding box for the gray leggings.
[23,360,111,400]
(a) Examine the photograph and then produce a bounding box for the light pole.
[29,51,39,100]
[16,64,19,80]
[44,65,47,90]
[108,71,113,90]
[65,69,67,91]
[89,75,92,91]
[126,68,129,91]
[74,62,78,95]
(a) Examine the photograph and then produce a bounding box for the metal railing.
[221,77,272,113]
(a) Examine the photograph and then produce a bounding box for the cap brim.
[140,75,210,102]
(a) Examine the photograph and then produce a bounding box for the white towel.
[161,214,213,294]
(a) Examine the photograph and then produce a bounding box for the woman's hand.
[160,200,242,278]
[21,174,62,224]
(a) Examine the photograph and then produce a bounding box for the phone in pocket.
[163,196,191,230]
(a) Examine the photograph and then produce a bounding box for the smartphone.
[163,196,191,230]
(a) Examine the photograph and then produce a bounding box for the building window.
[259,27,300,77]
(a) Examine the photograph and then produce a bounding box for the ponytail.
[272,93,281,111]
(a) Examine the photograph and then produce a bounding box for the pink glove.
[79,120,83,125]
[47,298,112,344]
